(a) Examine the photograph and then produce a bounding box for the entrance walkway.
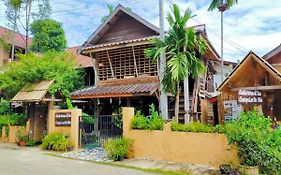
[0,143,154,175]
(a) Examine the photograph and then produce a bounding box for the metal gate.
[80,115,123,147]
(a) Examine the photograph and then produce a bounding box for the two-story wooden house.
[71,5,220,124]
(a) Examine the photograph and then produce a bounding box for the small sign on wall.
[55,112,71,126]
[238,90,263,104]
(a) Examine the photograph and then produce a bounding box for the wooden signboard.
[238,90,263,104]
[55,112,71,126]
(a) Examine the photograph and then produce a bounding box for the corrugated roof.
[67,46,94,67]
[71,82,159,99]
[83,36,156,51]
[11,80,54,102]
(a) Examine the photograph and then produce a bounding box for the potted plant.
[225,109,281,175]
[104,137,133,161]
[16,129,29,147]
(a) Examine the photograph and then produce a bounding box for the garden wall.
[1,126,27,143]
[122,107,239,168]
[47,109,81,149]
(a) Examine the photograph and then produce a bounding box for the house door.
[33,105,48,142]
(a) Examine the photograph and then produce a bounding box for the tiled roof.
[67,46,94,68]
[71,82,159,99]
[0,26,32,49]
[83,36,156,51]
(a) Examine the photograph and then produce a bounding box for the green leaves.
[208,0,238,11]
[224,109,281,174]
[0,52,84,99]
[131,104,164,130]
[30,19,67,53]
[145,4,208,95]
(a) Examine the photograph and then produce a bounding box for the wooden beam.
[90,53,99,85]
[106,50,115,79]
[132,46,139,77]
[231,85,281,91]
[82,40,152,53]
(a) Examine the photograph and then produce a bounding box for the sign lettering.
[55,112,71,126]
[238,90,263,104]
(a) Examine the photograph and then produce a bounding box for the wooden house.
[71,5,220,123]
[218,51,281,124]
[0,26,31,67]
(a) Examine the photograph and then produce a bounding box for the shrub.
[26,139,36,147]
[0,114,27,136]
[171,122,222,133]
[131,104,164,130]
[225,109,281,174]
[104,137,133,161]
[41,132,72,151]
[16,129,29,142]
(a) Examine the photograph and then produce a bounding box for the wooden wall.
[97,12,157,45]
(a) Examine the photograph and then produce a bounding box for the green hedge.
[131,104,164,130]
[171,122,225,133]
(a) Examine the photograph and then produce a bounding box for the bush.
[225,109,281,174]
[26,139,36,147]
[41,132,72,151]
[171,122,223,133]
[131,104,164,130]
[104,137,133,161]
[0,113,27,136]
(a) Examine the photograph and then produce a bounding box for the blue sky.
[1,0,281,62]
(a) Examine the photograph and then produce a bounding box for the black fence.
[80,115,123,147]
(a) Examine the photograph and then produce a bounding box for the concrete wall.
[122,107,239,168]
[47,109,82,149]
[1,126,27,143]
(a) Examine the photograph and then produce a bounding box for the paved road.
[0,143,154,175]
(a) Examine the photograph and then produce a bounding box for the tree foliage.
[30,19,67,53]
[0,52,84,99]
[145,4,207,94]
[208,0,238,11]
[225,109,281,174]
[32,0,51,20]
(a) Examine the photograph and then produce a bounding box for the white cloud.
[0,0,281,63]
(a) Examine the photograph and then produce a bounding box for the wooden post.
[106,50,115,79]
[90,53,99,86]
[132,46,139,77]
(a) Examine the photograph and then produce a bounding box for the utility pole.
[159,0,168,120]
[218,2,227,83]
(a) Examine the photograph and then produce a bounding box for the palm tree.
[145,4,207,122]
[208,0,238,82]
[101,4,114,22]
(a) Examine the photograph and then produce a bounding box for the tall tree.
[32,0,51,20]
[146,4,207,121]
[208,0,238,82]
[3,0,22,61]
[0,51,84,99]
[30,19,67,53]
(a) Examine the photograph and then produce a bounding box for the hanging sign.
[55,112,71,126]
[238,90,263,104]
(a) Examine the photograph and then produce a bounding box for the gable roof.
[11,80,54,102]
[0,26,32,49]
[263,44,281,60]
[67,46,94,68]
[79,4,159,53]
[218,51,281,91]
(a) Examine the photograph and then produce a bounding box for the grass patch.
[45,153,192,175]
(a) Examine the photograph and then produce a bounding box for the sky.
[0,0,281,62]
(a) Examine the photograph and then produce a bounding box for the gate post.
[71,109,82,149]
[122,107,134,137]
